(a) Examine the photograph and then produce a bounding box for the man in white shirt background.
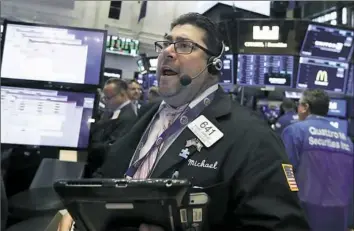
[127,80,143,115]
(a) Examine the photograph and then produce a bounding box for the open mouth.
[161,67,178,76]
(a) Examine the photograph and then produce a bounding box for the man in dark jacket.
[85,78,137,177]
[59,13,310,231]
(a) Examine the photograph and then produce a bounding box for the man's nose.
[163,44,177,60]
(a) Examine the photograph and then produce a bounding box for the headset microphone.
[179,42,225,87]
[179,74,193,86]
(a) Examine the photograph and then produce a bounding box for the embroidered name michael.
[188,159,218,169]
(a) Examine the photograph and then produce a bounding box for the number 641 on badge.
[188,115,224,148]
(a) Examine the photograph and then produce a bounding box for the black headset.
[207,42,225,75]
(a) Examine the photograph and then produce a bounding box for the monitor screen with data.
[296,57,349,93]
[148,57,158,72]
[300,24,354,62]
[328,99,347,118]
[0,22,106,85]
[1,86,95,148]
[237,54,294,87]
[103,68,122,80]
[219,54,235,92]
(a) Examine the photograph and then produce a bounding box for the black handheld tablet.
[54,178,192,231]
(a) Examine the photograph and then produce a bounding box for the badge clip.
[185,138,204,152]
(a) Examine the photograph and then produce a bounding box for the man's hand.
[57,213,74,231]
[139,224,164,231]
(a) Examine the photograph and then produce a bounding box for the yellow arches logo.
[314,70,329,86]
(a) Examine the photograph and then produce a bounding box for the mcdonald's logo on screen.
[314,70,329,86]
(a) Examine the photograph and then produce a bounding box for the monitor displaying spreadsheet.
[1,86,95,148]
[219,54,235,92]
[0,22,106,85]
[237,54,294,87]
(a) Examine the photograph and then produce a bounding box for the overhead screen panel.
[1,86,95,149]
[237,20,306,55]
[296,57,349,93]
[237,54,294,87]
[300,24,354,62]
[0,22,105,85]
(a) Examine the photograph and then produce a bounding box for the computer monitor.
[300,23,354,62]
[0,21,106,85]
[1,86,95,149]
[148,57,158,72]
[284,91,302,99]
[103,68,122,80]
[325,117,348,135]
[347,64,354,96]
[219,54,235,92]
[137,59,147,74]
[296,57,349,93]
[328,99,347,118]
[237,54,294,87]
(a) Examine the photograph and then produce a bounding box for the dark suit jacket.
[86,102,137,177]
[96,88,310,230]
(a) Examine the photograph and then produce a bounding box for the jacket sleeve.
[230,128,310,231]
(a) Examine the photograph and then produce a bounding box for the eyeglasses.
[154,40,215,56]
[102,93,118,102]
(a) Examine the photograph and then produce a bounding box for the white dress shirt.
[111,100,131,119]
[132,84,219,179]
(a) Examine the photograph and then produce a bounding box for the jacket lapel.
[150,88,232,178]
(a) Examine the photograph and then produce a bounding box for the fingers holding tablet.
[58,213,74,231]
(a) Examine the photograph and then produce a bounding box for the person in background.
[281,89,353,231]
[85,78,137,177]
[272,98,298,134]
[147,86,161,103]
[127,80,143,115]
[59,13,309,231]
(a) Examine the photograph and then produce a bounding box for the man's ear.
[303,103,310,113]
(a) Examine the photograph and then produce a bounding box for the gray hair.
[300,89,330,116]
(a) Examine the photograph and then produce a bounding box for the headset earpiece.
[207,42,225,75]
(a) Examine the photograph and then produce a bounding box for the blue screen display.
[301,24,354,62]
[328,99,347,118]
[296,57,349,93]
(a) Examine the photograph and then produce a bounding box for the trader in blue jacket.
[273,98,298,134]
[281,89,353,231]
